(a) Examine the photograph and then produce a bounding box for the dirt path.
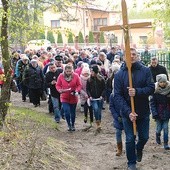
[11,92,170,170]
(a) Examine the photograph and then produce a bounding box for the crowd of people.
[0,45,170,170]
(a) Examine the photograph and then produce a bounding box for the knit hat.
[156,74,167,82]
[91,65,99,74]
[55,55,62,61]
[81,67,90,75]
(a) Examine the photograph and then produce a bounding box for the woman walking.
[56,64,82,131]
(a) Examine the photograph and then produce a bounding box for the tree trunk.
[0,0,11,129]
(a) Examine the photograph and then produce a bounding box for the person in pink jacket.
[56,64,82,131]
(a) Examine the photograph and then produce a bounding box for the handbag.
[11,79,18,92]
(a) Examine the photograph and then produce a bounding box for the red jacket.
[0,68,4,85]
[56,73,82,104]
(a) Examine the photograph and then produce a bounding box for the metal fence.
[140,52,170,73]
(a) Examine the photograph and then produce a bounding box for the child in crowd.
[150,74,170,150]
[109,92,124,156]
[80,67,93,126]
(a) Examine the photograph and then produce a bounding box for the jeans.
[62,102,77,128]
[156,119,169,143]
[122,115,150,166]
[91,99,103,121]
[51,96,61,122]
[116,128,123,143]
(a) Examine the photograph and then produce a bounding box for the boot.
[164,143,170,150]
[116,142,122,156]
[156,133,161,144]
[96,120,101,133]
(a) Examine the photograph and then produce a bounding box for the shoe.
[62,115,65,120]
[68,126,72,132]
[55,120,60,123]
[116,142,122,156]
[156,133,161,144]
[127,164,137,170]
[84,117,87,123]
[164,143,170,150]
[71,126,75,131]
[136,150,143,162]
[22,100,26,102]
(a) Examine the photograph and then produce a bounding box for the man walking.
[114,48,155,170]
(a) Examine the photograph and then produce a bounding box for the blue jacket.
[109,93,123,130]
[114,61,155,119]
[150,93,170,120]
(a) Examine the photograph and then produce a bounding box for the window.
[86,19,88,27]
[139,36,148,44]
[93,18,107,26]
[93,18,107,31]
[51,20,60,28]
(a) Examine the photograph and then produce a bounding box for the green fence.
[140,52,170,73]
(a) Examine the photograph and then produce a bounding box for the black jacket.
[149,64,169,82]
[45,68,63,98]
[86,74,105,99]
[23,64,44,89]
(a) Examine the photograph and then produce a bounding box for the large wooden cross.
[100,0,152,136]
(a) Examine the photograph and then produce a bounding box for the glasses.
[131,53,137,56]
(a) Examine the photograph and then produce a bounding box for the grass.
[0,106,80,170]
[8,106,57,129]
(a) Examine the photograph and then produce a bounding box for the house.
[43,5,164,49]
[43,4,121,46]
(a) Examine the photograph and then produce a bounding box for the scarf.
[155,81,170,95]
[63,72,73,82]
[80,74,90,81]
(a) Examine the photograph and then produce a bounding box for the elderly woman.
[56,64,82,131]
[23,59,44,107]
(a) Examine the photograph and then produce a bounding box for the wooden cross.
[100,0,152,136]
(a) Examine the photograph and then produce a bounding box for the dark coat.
[75,56,90,65]
[45,68,63,98]
[107,52,115,63]
[86,74,105,99]
[149,64,169,82]
[150,93,170,120]
[109,93,123,130]
[23,64,44,89]
[114,61,155,119]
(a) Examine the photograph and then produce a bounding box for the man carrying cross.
[100,0,155,169]
[114,48,155,170]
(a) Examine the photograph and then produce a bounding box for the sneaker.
[71,126,75,131]
[127,164,137,170]
[136,150,143,162]
[164,143,170,150]
[84,117,87,123]
[68,127,72,132]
